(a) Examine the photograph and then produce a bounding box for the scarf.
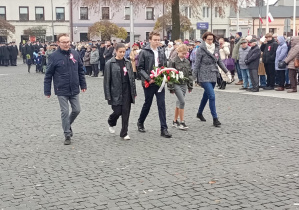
[235,37,240,44]
[206,43,215,54]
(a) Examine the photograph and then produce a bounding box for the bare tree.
[0,19,15,37]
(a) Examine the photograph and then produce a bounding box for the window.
[146,7,154,20]
[125,7,130,20]
[102,7,110,20]
[184,7,191,18]
[56,7,65,21]
[35,7,44,21]
[146,32,150,41]
[203,7,209,18]
[0,7,6,20]
[19,7,29,21]
[80,7,88,20]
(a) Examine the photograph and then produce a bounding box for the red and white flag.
[268,12,274,23]
[259,15,263,24]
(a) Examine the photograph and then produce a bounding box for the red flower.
[167,76,170,81]
[150,75,154,79]
[161,66,164,69]
[176,71,179,74]
[166,70,170,74]
[144,81,150,88]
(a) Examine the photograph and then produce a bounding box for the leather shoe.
[161,129,172,138]
[197,113,206,121]
[287,89,297,93]
[263,86,274,90]
[64,136,71,145]
[249,88,259,92]
[137,122,146,133]
[275,87,284,91]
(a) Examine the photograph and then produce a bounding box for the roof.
[230,6,299,18]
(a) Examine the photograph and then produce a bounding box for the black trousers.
[249,69,259,89]
[276,70,286,88]
[108,99,131,137]
[85,66,92,76]
[264,63,275,87]
[11,59,17,66]
[91,64,99,76]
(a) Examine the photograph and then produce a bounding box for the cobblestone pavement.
[1,62,299,210]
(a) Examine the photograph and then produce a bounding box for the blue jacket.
[44,48,87,96]
[275,36,288,70]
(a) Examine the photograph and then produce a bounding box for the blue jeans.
[235,61,243,80]
[259,75,266,87]
[285,69,290,84]
[240,69,252,88]
[138,85,167,130]
[198,82,217,119]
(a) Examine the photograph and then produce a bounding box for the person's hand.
[244,60,248,65]
[149,79,155,84]
[82,89,86,92]
[170,90,175,94]
[188,89,192,93]
[46,95,50,98]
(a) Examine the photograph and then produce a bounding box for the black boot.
[161,129,172,138]
[197,113,206,121]
[213,118,221,127]
[64,136,71,145]
[137,121,146,133]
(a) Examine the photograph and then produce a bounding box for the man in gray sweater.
[238,40,252,90]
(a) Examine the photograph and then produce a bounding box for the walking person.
[137,31,171,138]
[238,40,252,90]
[104,43,137,140]
[193,32,230,127]
[44,33,87,145]
[245,39,261,92]
[90,46,99,77]
[260,33,278,90]
[274,36,288,91]
[168,44,193,130]
[282,36,299,93]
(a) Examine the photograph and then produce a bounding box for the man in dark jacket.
[98,42,106,76]
[260,33,278,90]
[44,33,87,145]
[10,42,19,66]
[2,44,10,66]
[103,41,114,63]
[137,31,171,138]
[245,39,261,92]
[25,40,34,59]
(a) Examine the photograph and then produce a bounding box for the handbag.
[223,58,235,71]
[295,58,299,68]
[278,60,287,69]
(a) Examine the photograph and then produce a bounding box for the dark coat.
[193,42,228,83]
[245,45,261,70]
[83,51,91,66]
[44,47,87,96]
[25,44,34,57]
[261,38,278,64]
[104,57,137,105]
[10,45,19,59]
[103,46,114,62]
[99,47,105,63]
[2,46,10,60]
[137,44,167,86]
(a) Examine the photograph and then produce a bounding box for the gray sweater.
[239,46,251,69]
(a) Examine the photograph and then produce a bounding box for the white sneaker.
[123,135,131,140]
[109,126,115,134]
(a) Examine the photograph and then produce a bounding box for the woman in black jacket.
[104,43,137,140]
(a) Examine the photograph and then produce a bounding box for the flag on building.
[268,12,274,23]
[259,15,263,24]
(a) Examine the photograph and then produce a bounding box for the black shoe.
[70,127,73,137]
[64,136,71,145]
[161,129,172,138]
[239,87,248,90]
[263,86,274,90]
[246,88,253,91]
[197,113,206,121]
[249,88,259,92]
[137,121,146,133]
[213,118,221,127]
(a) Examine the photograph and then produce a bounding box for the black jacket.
[245,45,261,70]
[137,44,167,86]
[10,45,19,59]
[104,57,137,105]
[2,46,10,59]
[261,38,278,64]
[99,47,105,63]
[44,47,87,96]
[25,44,34,57]
[103,46,114,62]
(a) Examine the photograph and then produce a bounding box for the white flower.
[179,71,184,79]
[171,71,176,78]
[176,74,179,81]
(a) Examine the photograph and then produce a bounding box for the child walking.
[104,43,137,140]
[168,44,193,130]
[26,54,32,73]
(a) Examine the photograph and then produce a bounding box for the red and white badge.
[268,46,271,51]
[123,67,128,76]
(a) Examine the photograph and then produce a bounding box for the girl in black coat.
[104,43,137,140]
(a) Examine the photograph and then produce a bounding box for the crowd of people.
[9,30,298,145]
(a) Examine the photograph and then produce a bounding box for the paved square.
[1,62,299,210]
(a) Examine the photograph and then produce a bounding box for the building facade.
[1,0,70,44]
[72,0,163,42]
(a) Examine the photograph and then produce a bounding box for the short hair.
[176,44,188,52]
[57,33,69,42]
[265,33,273,38]
[149,31,160,40]
[92,45,97,48]
[202,32,217,42]
[115,43,125,51]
